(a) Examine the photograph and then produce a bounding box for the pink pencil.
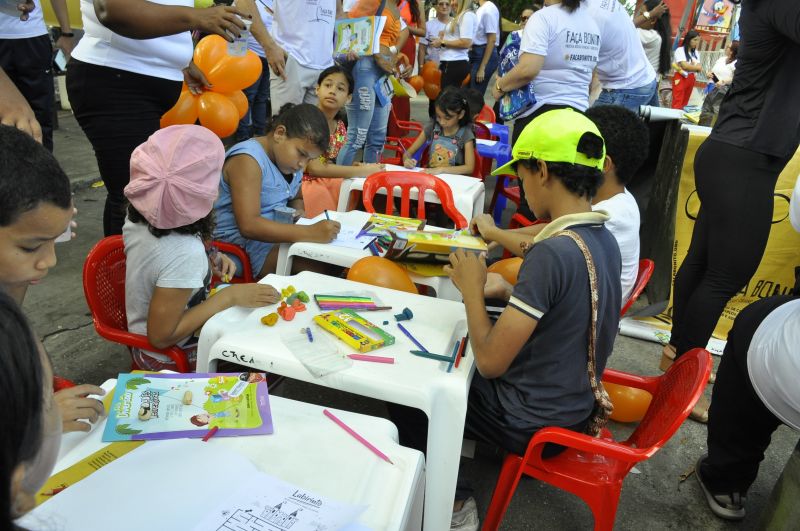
[348,354,395,364]
[323,409,394,465]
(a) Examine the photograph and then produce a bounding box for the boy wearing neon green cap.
[390,109,623,527]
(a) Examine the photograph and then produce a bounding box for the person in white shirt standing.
[469,0,499,96]
[418,0,449,67]
[430,0,475,92]
[491,0,601,221]
[264,0,342,114]
[0,0,75,151]
[235,0,275,141]
[589,0,658,112]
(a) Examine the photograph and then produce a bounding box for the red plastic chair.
[489,173,521,222]
[482,348,712,531]
[417,144,486,180]
[476,104,496,124]
[211,240,255,284]
[53,376,76,392]
[387,106,424,139]
[362,171,468,229]
[620,259,655,317]
[83,236,192,373]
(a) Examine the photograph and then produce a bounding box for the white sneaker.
[451,497,479,531]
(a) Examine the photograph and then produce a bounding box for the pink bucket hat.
[124,125,225,230]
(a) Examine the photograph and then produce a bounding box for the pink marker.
[348,354,395,364]
[324,409,394,465]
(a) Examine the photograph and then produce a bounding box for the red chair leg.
[578,484,622,531]
[481,454,525,531]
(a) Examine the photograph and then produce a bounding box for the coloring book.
[102,372,273,442]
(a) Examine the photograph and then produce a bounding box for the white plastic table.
[196,271,476,531]
[337,164,486,222]
[275,210,462,301]
[36,380,424,531]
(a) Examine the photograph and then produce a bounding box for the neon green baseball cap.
[492,108,605,176]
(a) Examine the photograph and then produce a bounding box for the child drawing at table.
[213,103,342,278]
[389,109,621,526]
[403,87,476,176]
[123,125,280,372]
[302,66,386,218]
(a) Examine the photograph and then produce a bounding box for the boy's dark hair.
[517,132,605,199]
[266,103,330,154]
[585,105,649,186]
[0,290,45,529]
[317,65,354,95]
[461,88,485,119]
[127,203,215,241]
[435,87,471,128]
[0,125,72,227]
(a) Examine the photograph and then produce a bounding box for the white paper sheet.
[297,211,374,250]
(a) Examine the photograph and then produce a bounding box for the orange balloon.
[347,257,418,294]
[422,63,440,84]
[207,50,263,93]
[487,257,523,285]
[160,90,199,128]
[422,61,437,78]
[197,92,239,138]
[226,90,249,119]
[408,75,424,92]
[423,83,441,100]
[193,35,228,76]
[605,382,653,423]
[431,69,441,86]
[461,73,471,86]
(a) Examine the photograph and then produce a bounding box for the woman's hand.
[476,67,486,84]
[444,249,487,297]
[183,61,212,95]
[191,5,248,42]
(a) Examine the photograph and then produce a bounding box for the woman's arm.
[225,155,339,243]
[492,53,544,98]
[0,67,42,142]
[92,0,246,40]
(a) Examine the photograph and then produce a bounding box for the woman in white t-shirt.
[418,0,450,66]
[67,0,248,236]
[710,41,738,85]
[429,0,476,91]
[671,29,703,109]
[491,0,601,221]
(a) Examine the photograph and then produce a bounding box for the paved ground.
[31,97,797,530]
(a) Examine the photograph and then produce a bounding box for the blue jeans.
[337,57,392,165]
[594,78,658,113]
[468,45,499,96]
[236,56,270,141]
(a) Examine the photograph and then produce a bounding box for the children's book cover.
[359,213,426,238]
[382,229,487,263]
[334,16,386,58]
[102,372,273,442]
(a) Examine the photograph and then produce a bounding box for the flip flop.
[695,455,746,521]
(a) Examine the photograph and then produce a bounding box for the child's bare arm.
[305,159,385,178]
[403,131,428,168]
[225,155,340,243]
[146,283,280,349]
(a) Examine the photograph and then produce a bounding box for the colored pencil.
[348,354,395,364]
[447,340,460,373]
[397,323,428,352]
[305,327,314,342]
[409,350,453,362]
[324,409,394,465]
[201,426,219,442]
[324,209,330,220]
[454,335,468,369]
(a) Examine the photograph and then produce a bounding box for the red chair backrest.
[476,104,496,124]
[83,235,128,333]
[624,348,712,451]
[362,171,468,228]
[620,259,655,317]
[474,121,492,140]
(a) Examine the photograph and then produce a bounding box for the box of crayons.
[313,310,396,352]
[370,230,487,264]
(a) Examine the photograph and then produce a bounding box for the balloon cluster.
[407,61,441,100]
[160,35,262,137]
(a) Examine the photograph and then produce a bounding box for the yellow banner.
[631,131,800,343]
[42,0,83,30]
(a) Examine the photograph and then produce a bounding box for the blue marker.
[306,327,314,342]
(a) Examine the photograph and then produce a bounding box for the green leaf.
[115,423,143,435]
[125,377,151,390]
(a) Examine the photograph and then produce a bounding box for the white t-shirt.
[673,46,699,67]
[439,11,476,62]
[748,299,800,431]
[71,0,193,81]
[123,218,209,362]
[0,4,47,39]
[711,56,736,84]
[248,0,274,58]
[790,174,800,232]
[272,0,336,70]
[473,1,499,47]
[638,28,662,75]
[588,0,654,90]
[519,3,601,116]
[593,189,640,305]
[421,17,447,64]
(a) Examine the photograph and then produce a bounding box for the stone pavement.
[28,101,796,530]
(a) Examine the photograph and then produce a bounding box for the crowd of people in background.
[1,1,800,531]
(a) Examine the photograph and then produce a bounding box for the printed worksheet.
[196,474,364,531]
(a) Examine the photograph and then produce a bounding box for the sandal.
[661,344,716,384]
[695,455,746,521]
[689,394,710,423]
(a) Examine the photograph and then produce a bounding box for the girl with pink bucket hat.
[122,125,280,371]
